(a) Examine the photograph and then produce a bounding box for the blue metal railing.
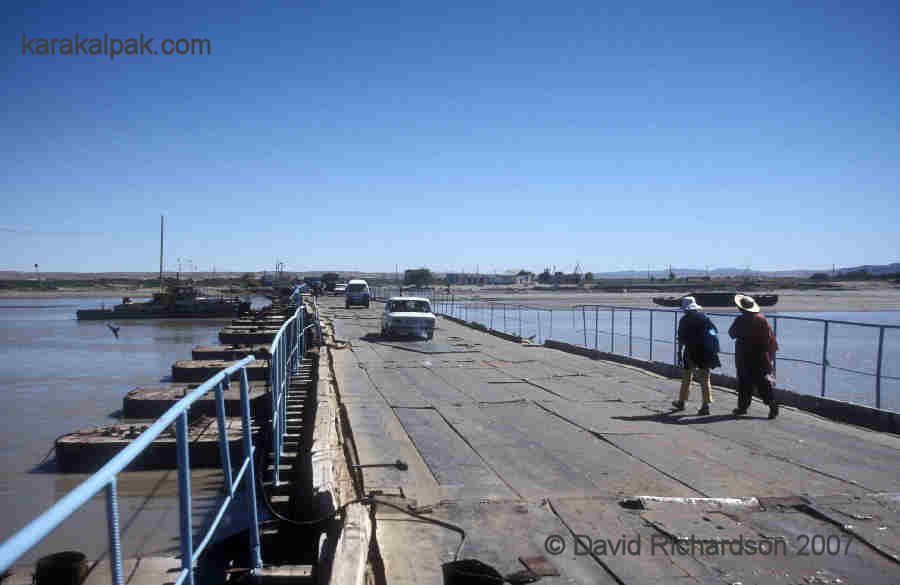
[268,304,315,486]
[0,358,262,585]
[0,302,311,584]
[372,287,899,411]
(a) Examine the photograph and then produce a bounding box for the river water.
[0,296,264,569]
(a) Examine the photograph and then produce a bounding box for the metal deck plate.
[375,341,480,354]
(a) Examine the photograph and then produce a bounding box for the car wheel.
[345,302,350,309]
[427,332,434,341]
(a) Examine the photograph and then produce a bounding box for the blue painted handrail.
[267,304,314,485]
[0,301,311,584]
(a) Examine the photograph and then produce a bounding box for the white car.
[345,279,371,308]
[333,283,347,295]
[381,297,436,340]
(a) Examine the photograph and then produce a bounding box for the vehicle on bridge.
[381,297,436,340]
[345,279,371,308]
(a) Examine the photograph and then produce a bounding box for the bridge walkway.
[321,296,900,585]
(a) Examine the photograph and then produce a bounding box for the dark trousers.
[736,351,774,410]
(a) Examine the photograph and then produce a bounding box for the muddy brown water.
[0,297,267,568]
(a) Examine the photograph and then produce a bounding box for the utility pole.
[159,215,164,292]
[34,263,40,288]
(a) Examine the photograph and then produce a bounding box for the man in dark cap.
[728,294,779,419]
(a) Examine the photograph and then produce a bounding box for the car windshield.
[390,300,430,313]
[347,284,366,292]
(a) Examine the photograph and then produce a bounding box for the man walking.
[728,294,779,419]
[673,297,721,415]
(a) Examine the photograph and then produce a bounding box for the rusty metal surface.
[519,555,560,577]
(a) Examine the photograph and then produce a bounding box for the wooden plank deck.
[320,297,900,584]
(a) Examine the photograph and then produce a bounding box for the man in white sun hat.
[728,294,779,419]
[672,296,721,415]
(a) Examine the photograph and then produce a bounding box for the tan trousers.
[679,356,712,405]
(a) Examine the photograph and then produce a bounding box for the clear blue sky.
[3,1,898,275]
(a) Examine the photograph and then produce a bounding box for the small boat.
[652,292,779,308]
[76,280,250,320]
[76,217,250,320]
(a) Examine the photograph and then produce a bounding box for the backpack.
[703,319,720,356]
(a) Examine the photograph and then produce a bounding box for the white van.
[345,279,371,308]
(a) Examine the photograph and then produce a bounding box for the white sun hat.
[734,294,760,313]
[681,296,702,311]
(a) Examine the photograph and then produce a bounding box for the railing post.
[176,411,194,585]
[215,381,234,496]
[772,317,778,374]
[649,309,654,361]
[821,321,829,397]
[537,309,542,344]
[504,304,508,332]
[595,307,599,349]
[519,306,522,338]
[241,368,263,569]
[106,479,124,585]
[549,309,553,341]
[610,307,614,353]
[272,334,280,486]
[673,311,679,365]
[490,304,494,330]
[582,306,587,347]
[628,309,633,356]
[875,327,884,409]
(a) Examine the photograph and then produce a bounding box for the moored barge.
[652,291,778,308]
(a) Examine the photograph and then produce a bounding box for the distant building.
[486,274,516,285]
[485,271,533,285]
[556,273,584,285]
[446,273,479,285]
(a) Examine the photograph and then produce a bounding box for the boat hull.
[652,292,778,308]
[76,307,242,320]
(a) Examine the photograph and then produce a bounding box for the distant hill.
[836,263,900,276]
[588,268,817,279]
[589,264,900,279]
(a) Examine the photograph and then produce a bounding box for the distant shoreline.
[0,286,242,300]
[5,283,900,312]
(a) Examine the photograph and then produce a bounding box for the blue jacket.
[678,310,721,369]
